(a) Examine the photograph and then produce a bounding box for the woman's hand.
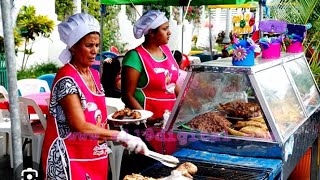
[116,131,149,155]
[146,116,163,126]
[104,57,112,63]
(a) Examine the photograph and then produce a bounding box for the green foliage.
[0,28,24,54]
[126,5,137,25]
[55,1,127,53]
[80,1,127,53]
[101,5,127,53]
[82,0,100,18]
[16,6,54,41]
[271,0,320,84]
[15,5,55,71]
[172,6,202,24]
[309,55,320,86]
[55,0,74,21]
[271,0,320,50]
[17,62,59,80]
[143,5,170,17]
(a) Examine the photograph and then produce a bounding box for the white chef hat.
[133,10,168,39]
[58,13,100,64]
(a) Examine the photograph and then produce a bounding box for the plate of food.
[107,108,153,123]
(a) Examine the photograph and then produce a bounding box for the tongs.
[146,150,180,168]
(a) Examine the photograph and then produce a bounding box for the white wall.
[117,5,143,51]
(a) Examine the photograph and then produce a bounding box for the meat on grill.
[188,112,232,133]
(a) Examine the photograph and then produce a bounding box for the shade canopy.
[100,0,260,6]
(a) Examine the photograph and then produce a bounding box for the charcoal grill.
[141,158,271,180]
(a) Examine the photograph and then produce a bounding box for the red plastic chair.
[181,54,191,70]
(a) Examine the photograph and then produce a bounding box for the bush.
[17,62,59,80]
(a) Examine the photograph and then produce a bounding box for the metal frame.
[166,53,320,163]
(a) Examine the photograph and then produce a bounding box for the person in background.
[41,13,148,180]
[101,57,121,98]
[121,10,180,125]
[171,50,190,88]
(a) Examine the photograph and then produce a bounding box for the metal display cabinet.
[163,53,320,179]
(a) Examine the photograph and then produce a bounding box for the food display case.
[154,53,320,179]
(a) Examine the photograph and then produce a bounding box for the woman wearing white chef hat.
[41,13,149,180]
[120,12,181,170]
[122,10,180,125]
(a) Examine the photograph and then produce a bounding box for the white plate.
[107,110,153,122]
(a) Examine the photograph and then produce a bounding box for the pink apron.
[136,45,179,154]
[42,64,108,180]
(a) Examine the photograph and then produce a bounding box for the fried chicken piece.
[112,110,126,119]
[239,126,270,139]
[175,162,198,178]
[227,127,248,136]
[234,120,268,131]
[251,117,265,123]
[123,173,157,180]
[131,111,142,119]
[124,107,133,116]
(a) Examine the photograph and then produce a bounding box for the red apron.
[136,45,179,154]
[42,64,109,180]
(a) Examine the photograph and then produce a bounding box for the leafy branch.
[15,5,55,71]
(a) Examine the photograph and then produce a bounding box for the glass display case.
[165,53,320,159]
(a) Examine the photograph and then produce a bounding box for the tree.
[81,0,126,53]
[271,0,320,53]
[0,30,23,54]
[15,5,55,71]
[55,0,74,21]
[55,1,126,53]
[271,0,320,85]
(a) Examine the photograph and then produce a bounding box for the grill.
[141,159,271,180]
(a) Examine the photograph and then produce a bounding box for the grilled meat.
[217,101,261,119]
[124,107,133,116]
[112,108,142,119]
[112,109,126,119]
[131,111,142,119]
[188,112,232,133]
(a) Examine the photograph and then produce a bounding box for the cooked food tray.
[141,159,271,180]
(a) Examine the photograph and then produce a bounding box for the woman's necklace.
[72,64,97,93]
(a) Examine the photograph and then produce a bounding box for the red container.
[146,127,177,155]
[288,147,311,180]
